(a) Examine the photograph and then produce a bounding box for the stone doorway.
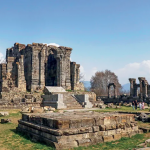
[45,53,57,86]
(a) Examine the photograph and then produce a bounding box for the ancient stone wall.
[0,43,84,95]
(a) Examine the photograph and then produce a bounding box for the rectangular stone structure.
[17,111,143,149]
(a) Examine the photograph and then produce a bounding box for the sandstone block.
[81,118,95,127]
[93,126,100,132]
[70,119,81,128]
[100,125,106,131]
[90,136,103,145]
[113,134,121,140]
[132,126,138,131]
[121,132,129,137]
[103,117,111,125]
[107,130,116,136]
[116,128,122,134]
[53,119,70,129]
[95,117,104,125]
[103,135,114,142]
[77,138,91,146]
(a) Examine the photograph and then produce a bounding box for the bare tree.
[79,73,85,82]
[90,70,121,96]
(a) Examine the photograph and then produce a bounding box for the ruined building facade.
[0,43,84,93]
[129,77,150,98]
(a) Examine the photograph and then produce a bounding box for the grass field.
[95,106,150,113]
[0,108,150,150]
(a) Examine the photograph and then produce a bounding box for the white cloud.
[80,65,85,74]
[115,60,150,85]
[80,65,98,81]
[0,53,5,63]
[43,43,60,47]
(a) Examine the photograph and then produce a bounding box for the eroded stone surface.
[17,111,142,149]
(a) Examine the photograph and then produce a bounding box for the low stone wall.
[0,91,42,109]
[17,111,143,149]
[101,97,150,104]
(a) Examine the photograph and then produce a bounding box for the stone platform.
[16,111,143,149]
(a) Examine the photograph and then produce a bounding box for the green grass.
[94,106,150,113]
[74,134,147,150]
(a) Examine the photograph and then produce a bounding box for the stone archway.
[45,53,57,86]
[108,83,117,98]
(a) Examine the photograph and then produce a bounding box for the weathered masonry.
[17,111,143,149]
[0,43,84,93]
[129,77,150,98]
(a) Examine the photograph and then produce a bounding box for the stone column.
[31,47,39,91]
[114,86,117,98]
[65,57,71,90]
[138,77,144,99]
[39,50,45,89]
[129,78,134,97]
[16,55,26,92]
[145,83,148,98]
[70,62,76,90]
[7,57,15,74]
[108,86,111,98]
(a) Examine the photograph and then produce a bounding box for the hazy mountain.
[122,83,130,91]
[82,81,91,88]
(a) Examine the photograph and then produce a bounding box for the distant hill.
[82,81,91,88]
[122,83,130,91]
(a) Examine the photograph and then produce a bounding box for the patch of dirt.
[145,133,150,138]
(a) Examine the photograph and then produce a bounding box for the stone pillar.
[16,55,26,92]
[65,57,71,90]
[129,78,137,97]
[59,57,66,88]
[145,83,148,98]
[0,64,6,92]
[70,62,76,90]
[138,77,145,99]
[7,57,15,74]
[108,86,111,98]
[76,64,80,84]
[31,47,39,91]
[39,51,45,89]
[114,86,117,98]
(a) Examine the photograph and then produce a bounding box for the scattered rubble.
[0,112,9,116]
[1,119,11,123]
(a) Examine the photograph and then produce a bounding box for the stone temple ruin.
[17,111,143,149]
[0,43,84,93]
[129,77,150,99]
[0,43,96,109]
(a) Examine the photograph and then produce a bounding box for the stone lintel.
[129,78,136,82]
[7,57,15,62]
[71,62,76,65]
[138,77,145,81]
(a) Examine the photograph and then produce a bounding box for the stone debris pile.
[17,111,143,149]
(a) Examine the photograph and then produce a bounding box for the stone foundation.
[16,111,142,149]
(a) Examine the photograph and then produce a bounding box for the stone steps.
[63,94,83,109]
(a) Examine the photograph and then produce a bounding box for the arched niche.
[45,52,57,86]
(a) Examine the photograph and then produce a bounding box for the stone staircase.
[63,93,83,109]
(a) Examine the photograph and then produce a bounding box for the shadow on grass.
[10,129,56,150]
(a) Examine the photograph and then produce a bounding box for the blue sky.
[1,0,150,84]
